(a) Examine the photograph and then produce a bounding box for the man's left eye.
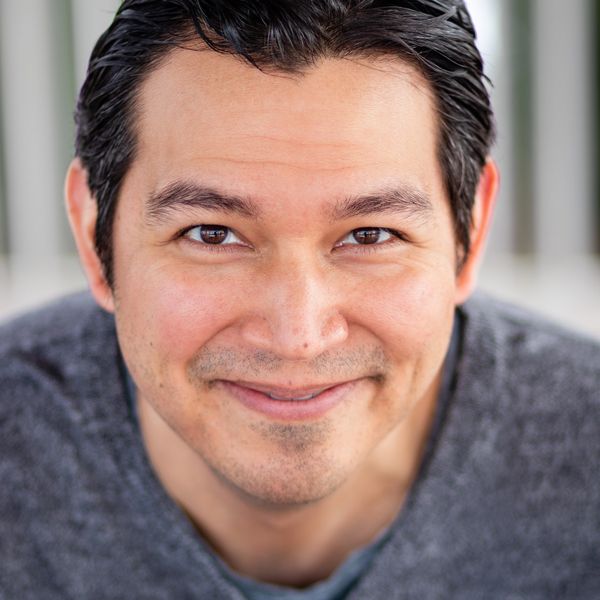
[335,228,400,247]
[183,225,243,245]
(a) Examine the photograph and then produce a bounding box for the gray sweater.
[1,292,599,599]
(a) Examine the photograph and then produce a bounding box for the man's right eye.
[183,225,244,246]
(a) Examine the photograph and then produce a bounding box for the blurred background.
[0,0,598,337]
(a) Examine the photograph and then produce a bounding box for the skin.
[66,49,498,586]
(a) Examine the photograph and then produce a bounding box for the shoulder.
[0,290,114,366]
[0,290,109,353]
[460,291,600,401]
[456,292,600,504]
[0,293,132,590]
[456,292,599,473]
[0,291,119,425]
[454,293,600,530]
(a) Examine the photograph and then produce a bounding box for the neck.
[136,376,440,587]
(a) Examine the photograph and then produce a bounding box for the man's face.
[111,50,463,506]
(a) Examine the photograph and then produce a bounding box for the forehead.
[131,48,444,206]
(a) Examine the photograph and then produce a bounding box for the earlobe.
[454,159,499,305]
[65,158,115,312]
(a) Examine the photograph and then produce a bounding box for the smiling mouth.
[228,381,345,401]
[217,379,363,420]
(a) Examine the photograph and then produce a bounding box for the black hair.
[75,0,495,286]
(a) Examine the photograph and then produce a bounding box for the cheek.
[350,264,456,358]
[116,265,245,368]
[351,266,456,427]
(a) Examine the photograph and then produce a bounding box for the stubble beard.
[185,344,389,507]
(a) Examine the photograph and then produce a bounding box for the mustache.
[187,345,389,383]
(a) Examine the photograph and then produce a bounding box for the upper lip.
[225,380,357,399]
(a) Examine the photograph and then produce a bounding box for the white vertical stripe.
[0,0,64,258]
[532,0,595,255]
[467,0,516,254]
[71,0,120,93]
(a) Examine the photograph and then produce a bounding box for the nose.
[240,255,349,361]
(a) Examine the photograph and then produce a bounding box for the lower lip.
[219,380,361,421]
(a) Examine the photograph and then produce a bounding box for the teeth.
[267,392,320,401]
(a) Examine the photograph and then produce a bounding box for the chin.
[207,449,352,509]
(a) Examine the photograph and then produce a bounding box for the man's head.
[74,0,494,288]
[66,0,498,507]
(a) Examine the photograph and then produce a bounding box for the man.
[1,1,598,598]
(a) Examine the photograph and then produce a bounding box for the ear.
[454,159,499,305]
[65,158,115,312]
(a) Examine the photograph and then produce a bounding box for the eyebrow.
[146,181,260,224]
[330,186,433,222]
[145,180,433,225]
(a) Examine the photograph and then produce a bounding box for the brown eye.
[334,227,399,250]
[352,228,383,244]
[184,225,238,245]
[199,225,228,244]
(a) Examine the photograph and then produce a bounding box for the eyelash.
[177,225,248,254]
[335,228,407,251]
[177,225,407,253]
